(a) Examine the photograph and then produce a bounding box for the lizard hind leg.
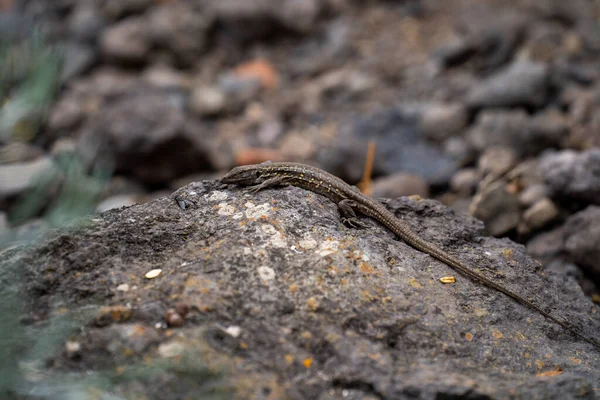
[338,199,369,229]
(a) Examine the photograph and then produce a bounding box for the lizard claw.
[342,217,368,229]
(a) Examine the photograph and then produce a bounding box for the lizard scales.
[221,161,599,350]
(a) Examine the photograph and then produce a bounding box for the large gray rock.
[0,157,56,200]
[466,60,549,109]
[540,149,600,205]
[77,87,215,184]
[563,206,600,276]
[1,180,599,398]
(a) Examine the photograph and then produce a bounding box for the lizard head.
[220,164,263,185]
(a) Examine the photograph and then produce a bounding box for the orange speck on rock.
[234,59,280,89]
[536,368,562,377]
[360,262,376,274]
[303,358,313,368]
[409,278,423,289]
[535,359,544,369]
[289,284,299,293]
[492,330,504,339]
[284,354,295,365]
[502,249,514,259]
[306,297,319,311]
[465,332,473,341]
[569,357,582,365]
[240,342,248,349]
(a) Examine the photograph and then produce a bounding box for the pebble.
[0,157,57,200]
[190,85,227,116]
[520,198,559,233]
[563,206,600,275]
[145,269,162,279]
[477,147,517,178]
[372,173,430,199]
[101,17,150,62]
[450,168,478,195]
[518,184,548,207]
[418,103,468,142]
[471,182,520,236]
[466,59,548,109]
[165,309,184,327]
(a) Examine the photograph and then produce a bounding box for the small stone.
[471,182,520,236]
[101,17,150,62]
[0,157,57,199]
[65,340,82,358]
[372,173,430,199]
[478,147,517,178]
[419,103,468,141]
[165,309,184,327]
[563,206,600,275]
[103,0,154,20]
[223,325,241,338]
[467,59,548,109]
[190,86,227,116]
[143,65,192,90]
[158,341,185,358]
[145,269,162,279]
[520,198,559,233]
[50,138,77,157]
[440,276,456,284]
[519,184,548,208]
[450,168,478,195]
[0,142,44,164]
[48,96,85,132]
[174,302,190,318]
[116,284,130,292]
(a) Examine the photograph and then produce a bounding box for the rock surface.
[563,206,600,276]
[2,180,599,398]
[540,149,600,206]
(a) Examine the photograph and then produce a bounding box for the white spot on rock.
[261,224,277,234]
[207,191,228,202]
[269,231,287,248]
[223,325,242,338]
[258,266,276,281]
[245,203,271,219]
[116,284,129,292]
[299,238,317,250]
[158,341,185,358]
[217,202,236,216]
[317,240,340,257]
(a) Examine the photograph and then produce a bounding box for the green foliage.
[9,152,110,229]
[0,29,63,142]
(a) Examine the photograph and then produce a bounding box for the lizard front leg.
[247,175,289,193]
[338,199,369,228]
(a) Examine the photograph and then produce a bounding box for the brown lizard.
[221,161,599,350]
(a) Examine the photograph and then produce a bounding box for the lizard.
[220,161,600,350]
